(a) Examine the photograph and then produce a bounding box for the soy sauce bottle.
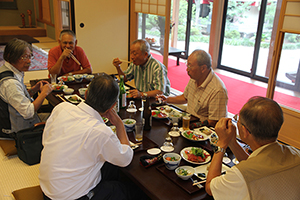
[142,94,152,130]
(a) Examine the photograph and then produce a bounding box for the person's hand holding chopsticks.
[112,58,130,68]
[61,48,73,60]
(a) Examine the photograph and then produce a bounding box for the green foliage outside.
[141,0,299,49]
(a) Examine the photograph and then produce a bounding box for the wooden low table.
[151,46,186,66]
[0,35,39,45]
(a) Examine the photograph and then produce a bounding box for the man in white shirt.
[39,74,139,200]
[206,96,300,200]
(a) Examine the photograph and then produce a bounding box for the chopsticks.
[119,59,131,64]
[55,94,67,102]
[192,179,206,186]
[70,53,81,66]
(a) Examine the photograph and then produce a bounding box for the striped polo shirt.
[124,55,170,96]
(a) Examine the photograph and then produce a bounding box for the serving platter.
[180,147,211,165]
[181,130,209,142]
[52,84,68,91]
[57,76,75,83]
[152,110,168,119]
[64,94,84,104]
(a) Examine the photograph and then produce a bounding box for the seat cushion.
[0,139,17,156]
[12,185,43,200]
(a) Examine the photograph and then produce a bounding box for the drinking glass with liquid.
[182,113,191,130]
[135,122,144,142]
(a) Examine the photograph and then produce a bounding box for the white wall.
[24,70,48,84]
[74,0,129,75]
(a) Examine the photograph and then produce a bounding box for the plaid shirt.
[184,70,228,121]
[124,55,170,96]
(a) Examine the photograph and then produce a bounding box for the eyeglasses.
[185,61,193,69]
[21,54,34,60]
[233,114,251,134]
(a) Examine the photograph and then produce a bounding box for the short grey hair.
[191,49,212,69]
[132,39,150,54]
[59,30,76,40]
[85,73,119,113]
[240,96,283,143]
[3,38,32,65]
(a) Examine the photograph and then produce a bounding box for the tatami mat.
[0,148,40,200]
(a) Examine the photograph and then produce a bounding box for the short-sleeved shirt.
[48,46,91,77]
[183,70,228,121]
[210,143,274,200]
[124,55,170,96]
[39,102,133,200]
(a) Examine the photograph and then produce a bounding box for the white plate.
[57,76,75,83]
[52,84,68,91]
[147,148,161,155]
[64,94,85,104]
[126,108,137,113]
[222,157,231,164]
[102,117,109,123]
[168,131,180,137]
[194,126,216,136]
[194,163,230,179]
[152,110,168,119]
[160,146,174,152]
[232,158,239,165]
[181,130,209,142]
[180,147,211,165]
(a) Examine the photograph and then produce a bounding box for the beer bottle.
[142,94,152,130]
[119,75,126,108]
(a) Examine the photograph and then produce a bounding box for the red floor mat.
[152,52,300,114]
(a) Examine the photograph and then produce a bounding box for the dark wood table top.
[0,35,39,45]
[31,75,236,200]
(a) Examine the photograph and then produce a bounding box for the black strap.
[0,71,14,81]
[0,70,13,136]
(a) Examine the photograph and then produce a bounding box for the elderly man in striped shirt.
[113,39,170,98]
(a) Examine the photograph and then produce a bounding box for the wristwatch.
[214,146,226,154]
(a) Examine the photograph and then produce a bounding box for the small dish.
[64,94,84,104]
[78,88,88,97]
[85,74,94,81]
[160,145,174,152]
[163,152,181,170]
[122,119,136,132]
[63,88,74,95]
[73,74,83,83]
[175,166,195,180]
[168,131,180,137]
[147,148,161,155]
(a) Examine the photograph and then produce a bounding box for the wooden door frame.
[129,0,171,68]
[53,0,73,40]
